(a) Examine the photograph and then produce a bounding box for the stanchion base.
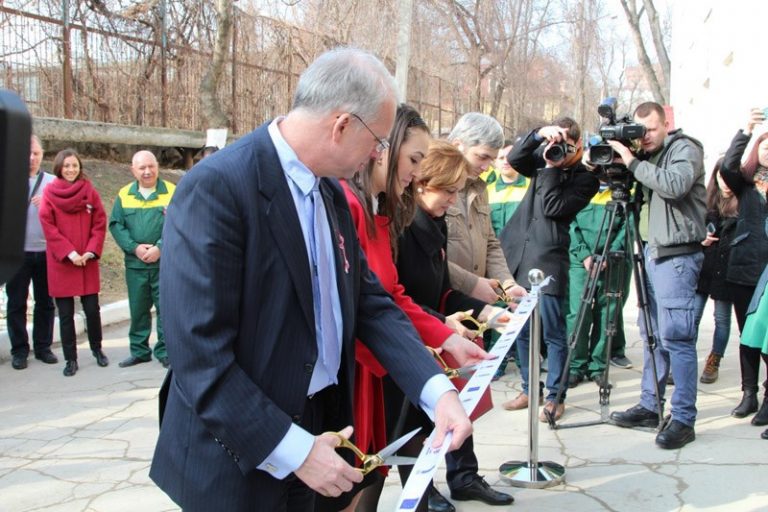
[498,460,566,489]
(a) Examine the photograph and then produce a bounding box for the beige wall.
[670,0,768,173]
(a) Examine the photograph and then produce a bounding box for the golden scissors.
[460,306,509,337]
[426,346,479,380]
[494,283,523,304]
[326,427,421,475]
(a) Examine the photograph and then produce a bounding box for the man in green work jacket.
[110,150,175,368]
[566,183,633,388]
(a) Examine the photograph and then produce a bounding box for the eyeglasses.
[350,113,390,154]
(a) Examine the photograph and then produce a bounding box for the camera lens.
[544,142,566,162]
[589,143,614,165]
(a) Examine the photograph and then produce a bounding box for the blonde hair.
[417,140,468,190]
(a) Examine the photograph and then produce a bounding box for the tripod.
[544,182,665,431]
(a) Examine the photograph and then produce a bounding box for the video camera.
[588,97,645,200]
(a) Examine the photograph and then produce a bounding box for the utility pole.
[395,0,413,102]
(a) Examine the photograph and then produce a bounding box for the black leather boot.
[731,389,758,418]
[752,396,768,426]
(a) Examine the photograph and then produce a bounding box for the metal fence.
[0,1,507,137]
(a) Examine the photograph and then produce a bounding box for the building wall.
[670,1,768,173]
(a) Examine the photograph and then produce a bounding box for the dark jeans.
[55,294,103,361]
[517,293,569,402]
[4,251,55,358]
[693,294,733,356]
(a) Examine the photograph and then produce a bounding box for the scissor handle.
[426,346,463,379]
[324,432,381,475]
[461,315,490,336]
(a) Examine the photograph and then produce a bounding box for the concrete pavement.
[1,300,767,511]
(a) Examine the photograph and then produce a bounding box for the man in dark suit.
[149,48,473,511]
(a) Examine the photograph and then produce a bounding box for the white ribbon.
[395,277,550,510]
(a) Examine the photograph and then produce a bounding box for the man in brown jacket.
[445,113,525,304]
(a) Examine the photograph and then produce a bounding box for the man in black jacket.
[499,117,599,421]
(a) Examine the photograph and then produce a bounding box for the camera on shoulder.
[589,97,645,166]
[587,97,645,200]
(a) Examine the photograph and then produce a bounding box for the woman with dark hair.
[693,158,739,384]
[719,109,768,422]
[316,106,497,512]
[39,149,108,376]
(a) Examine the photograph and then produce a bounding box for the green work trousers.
[566,259,630,378]
[126,267,165,359]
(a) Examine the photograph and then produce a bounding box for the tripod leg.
[547,202,621,428]
[625,202,666,429]
[595,251,626,420]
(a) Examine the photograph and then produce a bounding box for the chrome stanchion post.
[499,269,566,488]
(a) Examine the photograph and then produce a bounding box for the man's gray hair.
[448,113,504,150]
[292,48,398,121]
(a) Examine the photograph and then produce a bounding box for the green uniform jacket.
[484,169,530,237]
[109,179,176,269]
[569,186,628,265]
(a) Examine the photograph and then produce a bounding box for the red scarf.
[45,178,94,214]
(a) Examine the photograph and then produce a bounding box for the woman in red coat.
[39,149,108,376]
[316,105,505,512]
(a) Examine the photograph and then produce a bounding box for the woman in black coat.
[693,159,738,384]
[719,108,768,421]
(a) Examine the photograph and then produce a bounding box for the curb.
[0,299,131,362]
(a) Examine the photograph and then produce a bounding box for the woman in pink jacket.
[39,149,108,376]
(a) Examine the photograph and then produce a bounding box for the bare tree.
[617,0,669,104]
[200,0,233,128]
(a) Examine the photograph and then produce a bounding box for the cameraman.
[607,101,706,449]
[499,117,599,421]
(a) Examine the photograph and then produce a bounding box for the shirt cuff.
[256,423,315,479]
[418,374,457,422]
[67,251,78,261]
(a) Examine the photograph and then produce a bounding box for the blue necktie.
[310,183,340,380]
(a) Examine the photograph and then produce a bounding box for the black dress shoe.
[761,428,768,440]
[610,404,660,428]
[450,475,513,506]
[63,360,78,377]
[655,419,695,449]
[118,355,151,368]
[427,486,455,512]
[35,351,58,364]
[11,356,28,370]
[93,350,109,367]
